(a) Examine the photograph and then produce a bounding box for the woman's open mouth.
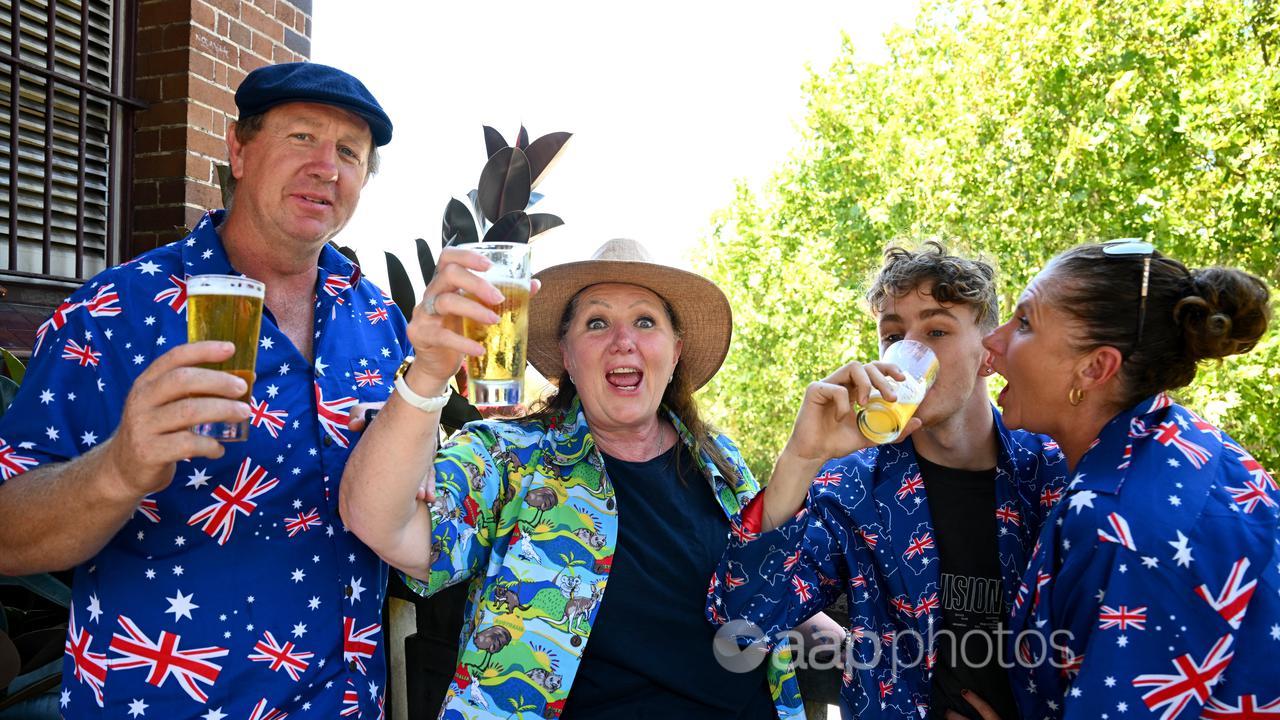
[605,367,643,391]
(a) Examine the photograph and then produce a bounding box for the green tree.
[698,0,1280,479]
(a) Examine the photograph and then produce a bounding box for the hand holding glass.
[461,243,532,407]
[857,340,938,444]
[186,274,264,441]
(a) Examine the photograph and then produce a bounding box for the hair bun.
[1173,267,1271,361]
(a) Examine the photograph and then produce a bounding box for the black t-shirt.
[916,454,1019,720]
[559,444,776,720]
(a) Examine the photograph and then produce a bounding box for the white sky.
[312,1,920,293]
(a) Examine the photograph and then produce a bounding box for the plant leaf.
[1,347,24,384]
[525,131,573,188]
[384,251,418,322]
[0,375,17,418]
[477,147,531,224]
[414,238,438,285]
[516,124,529,149]
[442,197,479,247]
[483,212,532,245]
[333,243,361,266]
[528,213,564,239]
[482,125,508,159]
[215,163,234,209]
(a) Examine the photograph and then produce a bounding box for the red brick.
[136,26,163,53]
[205,0,242,18]
[186,154,213,183]
[191,25,234,63]
[134,128,162,154]
[188,52,215,82]
[243,3,284,42]
[188,182,224,211]
[157,178,187,205]
[138,0,190,28]
[134,151,186,180]
[131,181,158,207]
[159,126,186,151]
[227,67,246,89]
[189,128,227,159]
[161,73,191,101]
[184,206,209,230]
[217,14,230,36]
[275,3,294,30]
[135,99,188,127]
[134,76,163,103]
[136,48,189,78]
[187,104,216,133]
[191,1,217,31]
[228,19,251,48]
[250,31,273,59]
[189,75,235,113]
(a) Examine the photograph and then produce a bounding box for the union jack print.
[856,527,879,549]
[1201,695,1280,720]
[1132,634,1234,720]
[1098,605,1147,630]
[1226,441,1278,491]
[33,298,80,355]
[812,470,841,487]
[995,503,1021,526]
[1097,511,1137,551]
[879,679,894,700]
[1040,486,1063,507]
[914,592,939,617]
[364,306,388,324]
[354,369,383,387]
[903,532,934,559]
[83,283,122,317]
[1058,646,1083,679]
[247,698,289,720]
[0,439,38,480]
[65,609,108,707]
[62,339,101,367]
[247,630,313,682]
[1150,420,1212,469]
[1194,557,1256,629]
[729,518,758,544]
[791,575,814,602]
[135,496,161,523]
[1227,479,1277,514]
[340,679,360,716]
[108,615,228,703]
[153,274,188,313]
[322,271,360,305]
[186,457,279,545]
[249,397,289,439]
[315,383,357,448]
[891,596,914,616]
[895,472,924,500]
[284,508,322,537]
[343,617,380,675]
[782,548,802,572]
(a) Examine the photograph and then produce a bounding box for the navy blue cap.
[235,62,392,146]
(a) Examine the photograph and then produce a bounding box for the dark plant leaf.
[215,163,234,210]
[483,212,532,245]
[1,347,24,384]
[441,388,482,432]
[482,125,508,159]
[414,238,438,285]
[0,375,17,418]
[477,147,531,224]
[528,213,564,238]
[333,243,362,266]
[442,198,479,247]
[516,124,529,149]
[525,131,573,188]
[384,251,418,322]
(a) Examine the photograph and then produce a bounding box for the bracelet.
[392,357,452,413]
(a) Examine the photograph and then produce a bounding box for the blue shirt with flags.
[0,210,411,719]
[1007,393,1280,720]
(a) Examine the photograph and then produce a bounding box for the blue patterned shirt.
[0,210,410,719]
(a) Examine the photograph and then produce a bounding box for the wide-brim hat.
[528,239,732,391]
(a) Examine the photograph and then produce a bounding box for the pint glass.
[186,274,265,441]
[856,339,938,444]
[462,243,532,407]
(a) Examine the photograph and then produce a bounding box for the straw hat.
[528,239,732,391]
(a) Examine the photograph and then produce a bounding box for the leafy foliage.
[697,0,1280,479]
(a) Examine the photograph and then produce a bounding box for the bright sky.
[312,1,920,293]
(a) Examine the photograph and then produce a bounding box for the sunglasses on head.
[1101,238,1155,355]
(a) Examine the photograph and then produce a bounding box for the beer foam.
[187,274,265,298]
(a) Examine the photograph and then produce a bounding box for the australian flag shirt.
[0,210,411,719]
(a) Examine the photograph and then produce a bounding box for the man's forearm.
[0,442,143,575]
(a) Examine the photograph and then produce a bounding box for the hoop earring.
[1068,387,1085,406]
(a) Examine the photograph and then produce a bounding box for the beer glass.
[462,243,532,407]
[856,339,938,444]
[186,274,265,441]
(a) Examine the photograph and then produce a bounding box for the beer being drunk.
[856,339,938,444]
[462,243,532,407]
[187,274,265,441]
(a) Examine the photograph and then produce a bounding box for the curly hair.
[865,241,999,329]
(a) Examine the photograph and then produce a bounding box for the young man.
[709,244,1069,719]
[0,63,406,718]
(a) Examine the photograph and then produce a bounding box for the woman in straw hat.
[341,239,905,719]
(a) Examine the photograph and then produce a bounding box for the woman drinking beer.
[339,238,908,719]
[975,240,1279,718]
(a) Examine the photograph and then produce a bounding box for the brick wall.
[130,0,313,259]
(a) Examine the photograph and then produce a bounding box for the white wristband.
[392,357,452,413]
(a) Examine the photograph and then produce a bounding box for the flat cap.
[235,62,392,146]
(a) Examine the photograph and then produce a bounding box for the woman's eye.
[586,318,607,330]
[1016,316,1031,332]
[636,317,655,329]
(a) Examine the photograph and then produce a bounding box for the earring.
[1068,387,1085,406]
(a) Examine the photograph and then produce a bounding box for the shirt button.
[344,585,353,598]
[349,660,359,671]
[323,436,334,447]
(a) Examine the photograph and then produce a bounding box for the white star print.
[165,590,198,621]
[127,698,148,717]
[260,336,274,350]
[1104,676,1116,687]
[133,354,145,365]
[172,565,184,576]
[1270,624,1280,640]
[266,383,279,398]
[308,596,321,610]
[278,362,291,375]
[201,248,213,260]
[348,577,365,604]
[380,347,391,357]
[1141,556,1159,569]
[291,569,306,583]
[87,594,102,622]
[67,392,77,401]
[201,708,227,720]
[60,688,70,707]
[1117,635,1129,647]
[1069,490,1097,513]
[292,622,308,638]
[246,623,254,632]
[104,328,113,339]
[1168,495,1182,506]
[155,335,166,346]
[1167,457,1181,468]
[143,315,156,326]
[186,467,212,488]
[97,379,105,392]
[16,441,34,449]
[39,389,54,404]
[80,431,98,446]
[369,681,379,698]
[45,426,59,440]
[137,260,161,275]
[1170,531,1194,567]
[1118,564,1127,573]
[292,498,302,509]
[174,536,186,547]
[247,595,256,603]
[315,356,328,375]
[293,467,302,475]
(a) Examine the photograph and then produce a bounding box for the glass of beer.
[857,339,939,444]
[462,243,531,407]
[186,274,265,441]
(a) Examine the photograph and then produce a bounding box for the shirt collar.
[1069,392,1175,496]
[177,209,362,286]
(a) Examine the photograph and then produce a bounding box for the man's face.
[874,281,990,428]
[226,101,373,249]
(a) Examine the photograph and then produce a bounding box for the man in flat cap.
[0,62,404,719]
